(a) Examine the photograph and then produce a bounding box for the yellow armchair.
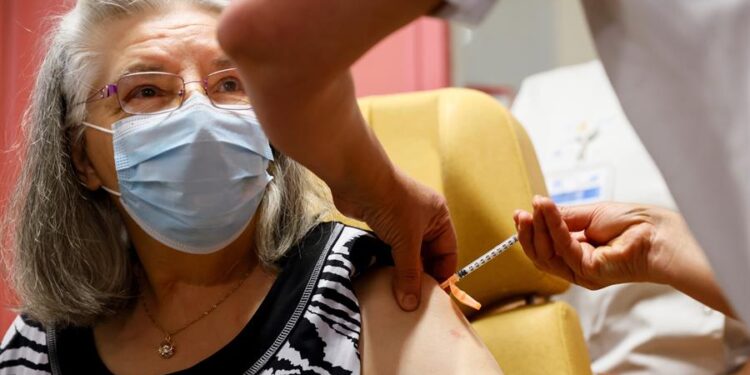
[348,88,592,374]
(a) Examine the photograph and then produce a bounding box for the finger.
[594,223,650,282]
[538,198,584,276]
[516,210,536,260]
[572,231,587,242]
[391,240,424,311]
[520,216,559,275]
[578,241,610,288]
[539,247,602,290]
[532,196,555,262]
[424,252,457,284]
[558,204,596,232]
[562,203,639,243]
[518,210,578,283]
[423,218,458,282]
[538,197,573,250]
[540,255,579,284]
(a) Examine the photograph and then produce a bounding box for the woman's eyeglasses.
[84,68,250,115]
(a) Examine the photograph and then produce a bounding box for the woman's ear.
[71,136,103,191]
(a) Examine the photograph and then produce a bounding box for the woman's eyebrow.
[212,56,234,70]
[119,63,167,76]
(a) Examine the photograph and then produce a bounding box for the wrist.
[649,208,708,286]
[649,208,737,316]
[325,113,403,219]
[645,208,683,285]
[329,121,398,192]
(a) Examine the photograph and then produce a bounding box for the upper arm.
[355,268,503,375]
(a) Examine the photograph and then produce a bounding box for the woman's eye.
[218,78,242,93]
[130,85,163,99]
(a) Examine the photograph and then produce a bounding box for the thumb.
[561,203,640,245]
[559,205,596,232]
[423,224,458,283]
[422,207,458,281]
[391,240,423,312]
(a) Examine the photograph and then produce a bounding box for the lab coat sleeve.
[430,0,498,25]
[581,0,750,323]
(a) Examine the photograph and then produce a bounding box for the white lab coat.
[443,0,750,325]
[512,60,749,374]
[579,0,750,325]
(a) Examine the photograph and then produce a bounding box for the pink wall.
[352,18,450,97]
[1,0,72,332]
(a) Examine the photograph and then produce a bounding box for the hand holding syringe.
[440,234,519,310]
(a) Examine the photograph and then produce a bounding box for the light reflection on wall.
[451,0,597,92]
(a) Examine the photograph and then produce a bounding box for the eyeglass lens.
[116,69,250,114]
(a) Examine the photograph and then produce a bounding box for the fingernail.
[402,293,418,311]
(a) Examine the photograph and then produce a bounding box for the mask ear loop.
[79,122,120,196]
[81,121,114,134]
[76,179,121,197]
[101,185,121,197]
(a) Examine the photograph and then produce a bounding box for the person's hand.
[513,197,738,317]
[512,197,686,289]
[332,167,458,311]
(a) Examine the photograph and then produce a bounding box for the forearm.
[666,249,737,319]
[670,267,736,319]
[652,209,738,319]
[217,0,441,194]
[239,70,395,196]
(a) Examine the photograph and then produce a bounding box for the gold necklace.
[142,271,251,359]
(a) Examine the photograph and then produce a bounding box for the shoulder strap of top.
[0,315,54,374]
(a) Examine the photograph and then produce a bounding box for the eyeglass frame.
[80,67,251,115]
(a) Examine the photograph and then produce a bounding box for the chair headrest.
[340,88,568,315]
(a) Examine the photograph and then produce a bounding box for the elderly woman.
[0,0,502,374]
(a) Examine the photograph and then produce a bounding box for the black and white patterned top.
[0,222,392,374]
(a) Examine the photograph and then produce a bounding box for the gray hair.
[2,0,329,327]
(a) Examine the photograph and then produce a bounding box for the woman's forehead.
[100,7,223,81]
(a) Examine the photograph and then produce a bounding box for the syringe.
[441,234,519,288]
[439,234,519,305]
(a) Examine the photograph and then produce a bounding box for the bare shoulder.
[354,267,503,375]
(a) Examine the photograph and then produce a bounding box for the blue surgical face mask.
[83,95,274,254]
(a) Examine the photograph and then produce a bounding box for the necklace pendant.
[158,336,175,359]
